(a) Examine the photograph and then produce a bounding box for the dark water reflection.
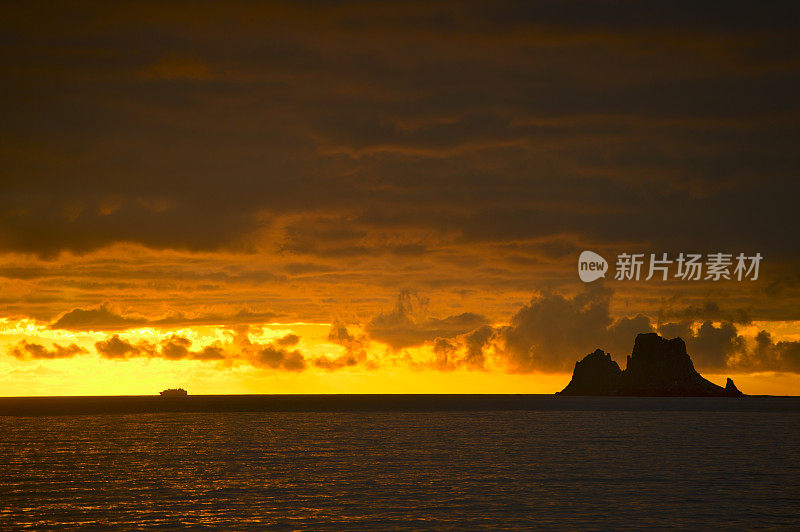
[1,405,799,530]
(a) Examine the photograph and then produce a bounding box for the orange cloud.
[10,340,87,359]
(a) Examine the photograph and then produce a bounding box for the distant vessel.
[159,388,188,397]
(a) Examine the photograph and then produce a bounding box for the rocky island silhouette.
[558,332,744,397]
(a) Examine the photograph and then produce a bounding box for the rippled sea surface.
[2,400,799,530]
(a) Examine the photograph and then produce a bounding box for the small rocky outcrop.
[557,333,746,397]
[725,378,744,397]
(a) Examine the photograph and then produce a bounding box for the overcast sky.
[2,2,799,394]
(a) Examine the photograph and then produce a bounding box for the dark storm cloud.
[321,286,799,374]
[52,304,279,331]
[313,354,359,371]
[94,335,148,359]
[431,338,458,371]
[251,345,307,372]
[192,345,227,361]
[493,288,797,373]
[85,322,345,371]
[482,289,760,373]
[0,262,284,285]
[462,325,495,369]
[1,1,799,260]
[427,324,495,371]
[365,290,488,349]
[274,333,300,347]
[499,286,615,372]
[658,301,752,325]
[364,287,624,373]
[92,330,310,368]
[160,335,193,360]
[9,340,87,360]
[605,314,655,358]
[317,320,367,369]
[732,330,800,373]
[687,321,739,370]
[52,305,141,330]
[327,320,356,344]
[93,334,226,361]
[656,320,739,370]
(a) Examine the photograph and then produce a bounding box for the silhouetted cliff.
[559,349,623,395]
[558,333,745,397]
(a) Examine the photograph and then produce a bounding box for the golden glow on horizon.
[2,1,800,400]
[1,320,799,396]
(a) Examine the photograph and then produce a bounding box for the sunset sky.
[2,2,800,395]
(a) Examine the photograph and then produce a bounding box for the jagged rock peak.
[725,378,744,397]
[557,348,622,396]
[558,333,747,397]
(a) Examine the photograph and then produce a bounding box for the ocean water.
[1,398,799,530]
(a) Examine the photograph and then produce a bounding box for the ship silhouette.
[159,388,188,397]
